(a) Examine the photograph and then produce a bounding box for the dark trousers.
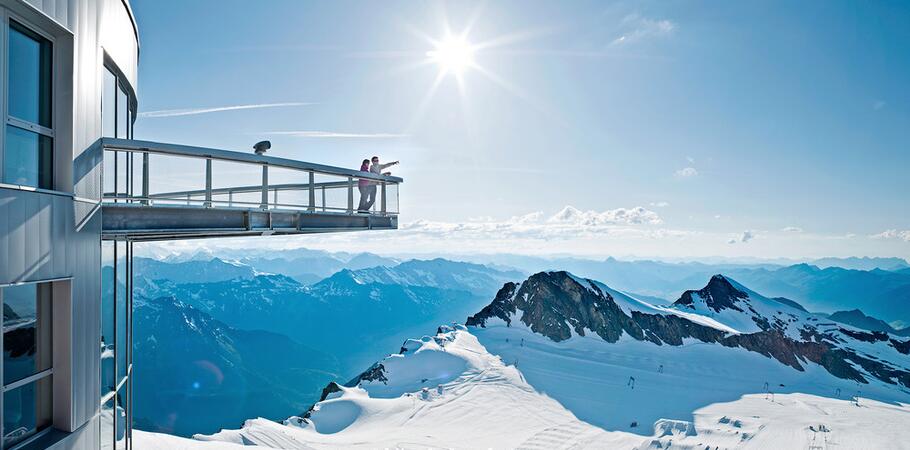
[358,185,377,211]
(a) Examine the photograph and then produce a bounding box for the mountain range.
[131,257,520,435]
[448,255,910,324]
[168,270,910,449]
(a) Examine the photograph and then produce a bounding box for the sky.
[129,0,909,259]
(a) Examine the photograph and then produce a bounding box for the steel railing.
[99,138,401,216]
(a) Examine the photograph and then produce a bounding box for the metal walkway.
[95,138,402,241]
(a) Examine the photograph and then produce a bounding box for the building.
[0,1,401,448]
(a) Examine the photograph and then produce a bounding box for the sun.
[427,35,476,75]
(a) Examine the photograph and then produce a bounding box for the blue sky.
[130,0,909,259]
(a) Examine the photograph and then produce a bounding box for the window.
[100,57,137,450]
[4,21,53,190]
[2,283,53,449]
[101,65,134,201]
[101,240,132,450]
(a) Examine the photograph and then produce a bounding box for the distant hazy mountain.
[722,264,910,323]
[134,257,258,284]
[132,296,338,437]
[811,256,909,271]
[237,252,398,285]
[829,309,910,336]
[333,258,524,294]
[135,258,518,374]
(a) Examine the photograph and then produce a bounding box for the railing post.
[204,158,212,208]
[308,172,316,212]
[141,152,149,205]
[228,191,233,207]
[347,176,354,214]
[261,165,269,209]
[321,186,326,212]
[381,182,387,215]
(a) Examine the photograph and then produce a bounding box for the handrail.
[98,138,400,216]
[100,138,403,183]
[138,181,353,199]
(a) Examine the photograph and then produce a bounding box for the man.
[360,156,399,211]
[371,155,399,176]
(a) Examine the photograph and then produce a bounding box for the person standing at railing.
[357,159,372,212]
[359,156,398,212]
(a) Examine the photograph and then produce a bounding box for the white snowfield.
[137,323,910,449]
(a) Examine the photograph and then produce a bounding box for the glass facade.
[101,63,135,446]
[2,283,53,449]
[101,240,133,450]
[100,53,135,449]
[4,21,53,190]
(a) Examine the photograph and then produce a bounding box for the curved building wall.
[0,0,138,448]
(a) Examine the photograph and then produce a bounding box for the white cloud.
[261,131,408,138]
[649,201,670,208]
[782,226,804,233]
[728,230,755,244]
[138,102,314,118]
[674,167,698,178]
[871,229,910,242]
[611,15,676,46]
[390,206,669,245]
[548,206,663,226]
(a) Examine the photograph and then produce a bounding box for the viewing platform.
[97,138,401,241]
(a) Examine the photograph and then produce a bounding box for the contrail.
[138,102,315,118]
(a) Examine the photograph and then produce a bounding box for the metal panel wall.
[1,0,137,448]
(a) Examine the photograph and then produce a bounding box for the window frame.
[100,239,133,450]
[0,281,56,450]
[1,12,56,191]
[101,58,136,204]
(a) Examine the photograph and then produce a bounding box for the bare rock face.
[349,363,388,385]
[467,271,910,388]
[673,274,748,312]
[466,282,520,328]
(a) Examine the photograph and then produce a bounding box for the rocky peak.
[467,271,642,343]
[673,274,748,313]
[467,272,910,388]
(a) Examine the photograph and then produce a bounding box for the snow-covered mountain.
[468,272,910,388]
[141,271,910,449]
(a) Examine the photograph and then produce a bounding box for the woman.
[357,159,372,212]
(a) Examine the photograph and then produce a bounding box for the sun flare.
[427,35,476,75]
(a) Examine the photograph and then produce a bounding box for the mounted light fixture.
[253,140,271,155]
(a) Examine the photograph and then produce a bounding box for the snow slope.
[189,326,624,449]
[138,325,910,449]
[473,316,910,437]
